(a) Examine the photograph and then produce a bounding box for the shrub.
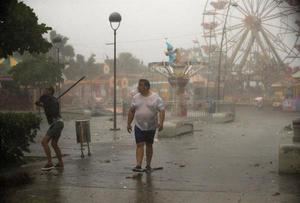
[0,112,41,167]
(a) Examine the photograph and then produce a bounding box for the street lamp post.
[52,36,62,100]
[109,12,121,131]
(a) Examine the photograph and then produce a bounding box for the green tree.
[0,0,52,58]
[9,53,63,88]
[65,52,147,80]
[64,54,101,80]
[86,54,102,79]
[48,31,75,63]
[63,54,86,80]
[105,52,147,74]
[63,59,82,80]
[250,52,283,93]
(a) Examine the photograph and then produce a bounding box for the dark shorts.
[47,120,64,138]
[134,125,156,144]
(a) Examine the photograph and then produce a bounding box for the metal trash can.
[75,120,91,157]
[75,120,91,143]
[293,119,300,142]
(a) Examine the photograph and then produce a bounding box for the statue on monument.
[165,41,185,65]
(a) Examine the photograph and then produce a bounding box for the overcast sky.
[23,0,206,64]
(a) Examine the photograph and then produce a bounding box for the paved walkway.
[3,107,300,202]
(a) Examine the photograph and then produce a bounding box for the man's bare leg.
[146,143,153,167]
[41,135,52,165]
[136,142,145,167]
[51,136,63,167]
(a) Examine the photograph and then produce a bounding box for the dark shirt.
[39,95,61,124]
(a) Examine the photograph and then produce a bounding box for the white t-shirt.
[131,92,165,130]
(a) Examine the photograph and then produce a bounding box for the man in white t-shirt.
[127,79,165,172]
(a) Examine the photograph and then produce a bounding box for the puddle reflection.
[134,173,155,203]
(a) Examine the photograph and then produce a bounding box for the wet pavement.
[3,106,300,203]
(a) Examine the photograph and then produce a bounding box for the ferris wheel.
[202,0,300,73]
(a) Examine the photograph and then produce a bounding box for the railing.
[114,98,236,123]
[164,100,236,121]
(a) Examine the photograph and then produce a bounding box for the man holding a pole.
[35,86,64,171]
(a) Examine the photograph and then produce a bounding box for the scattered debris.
[186,147,198,150]
[126,173,143,179]
[272,192,280,196]
[283,124,292,131]
[99,160,111,163]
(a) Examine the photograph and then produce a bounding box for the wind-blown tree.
[250,52,283,94]
[63,54,86,80]
[9,53,64,88]
[104,52,147,75]
[63,58,82,80]
[64,54,102,80]
[86,54,101,79]
[48,31,75,63]
[76,54,85,68]
[64,52,147,80]
[0,0,52,58]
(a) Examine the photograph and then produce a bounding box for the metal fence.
[164,100,236,122]
[120,99,235,122]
